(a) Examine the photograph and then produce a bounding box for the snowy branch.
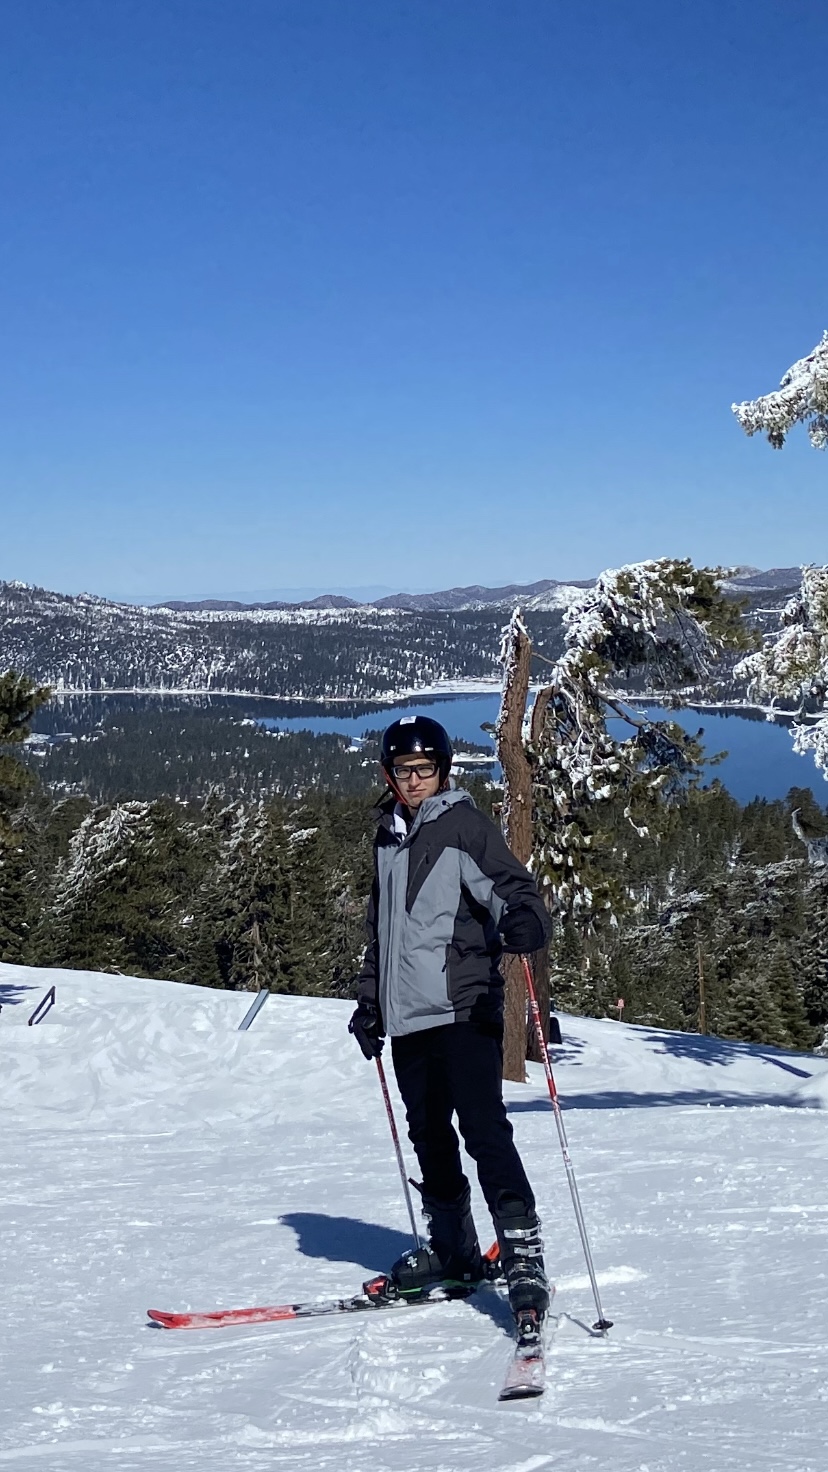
[736,565,828,781]
[732,332,828,449]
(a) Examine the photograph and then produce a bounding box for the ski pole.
[375,1055,422,1250]
[520,955,613,1333]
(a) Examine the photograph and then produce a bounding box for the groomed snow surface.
[2,963,828,1472]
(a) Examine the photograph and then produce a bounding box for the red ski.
[148,1288,401,1330]
[498,1298,554,1402]
[148,1245,501,1331]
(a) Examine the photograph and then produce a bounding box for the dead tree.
[495,612,549,1081]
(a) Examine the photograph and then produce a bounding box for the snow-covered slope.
[2,961,827,1471]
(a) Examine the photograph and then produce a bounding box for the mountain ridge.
[153,566,802,615]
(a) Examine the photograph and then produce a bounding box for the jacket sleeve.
[353,868,383,1023]
[458,808,551,952]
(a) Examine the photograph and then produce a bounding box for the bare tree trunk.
[496,612,534,864]
[501,953,527,1080]
[495,612,537,1082]
[525,687,553,1062]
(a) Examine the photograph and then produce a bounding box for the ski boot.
[492,1193,550,1323]
[389,1183,485,1300]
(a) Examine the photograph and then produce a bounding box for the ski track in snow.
[1,963,828,1471]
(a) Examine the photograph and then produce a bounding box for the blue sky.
[2,0,826,601]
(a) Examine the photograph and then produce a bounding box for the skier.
[349,715,552,1328]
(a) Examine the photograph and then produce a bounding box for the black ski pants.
[390,1021,535,1217]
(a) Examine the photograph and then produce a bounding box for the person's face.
[389,754,442,809]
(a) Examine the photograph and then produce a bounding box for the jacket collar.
[379,787,475,842]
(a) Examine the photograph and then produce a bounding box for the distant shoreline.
[45,679,507,703]
[43,684,801,720]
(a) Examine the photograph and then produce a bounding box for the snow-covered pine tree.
[732,332,828,449]
[38,799,208,977]
[735,565,828,781]
[801,867,828,1039]
[494,561,751,1072]
[189,799,346,995]
[550,922,609,1018]
[38,801,153,970]
[190,800,288,991]
[525,559,750,925]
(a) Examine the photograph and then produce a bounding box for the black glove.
[499,906,546,956]
[349,1002,384,1059]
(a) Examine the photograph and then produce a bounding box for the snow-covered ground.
[2,962,828,1471]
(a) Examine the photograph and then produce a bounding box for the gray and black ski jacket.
[355,789,550,1038]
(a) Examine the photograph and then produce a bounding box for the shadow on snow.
[633,1027,815,1078]
[0,981,37,1007]
[280,1212,412,1276]
[507,1088,816,1111]
[279,1211,513,1333]
[545,1018,813,1089]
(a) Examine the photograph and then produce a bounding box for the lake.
[257,695,821,805]
[37,690,824,807]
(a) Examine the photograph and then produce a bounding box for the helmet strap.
[381,764,409,809]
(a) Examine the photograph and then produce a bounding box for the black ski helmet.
[380,716,453,783]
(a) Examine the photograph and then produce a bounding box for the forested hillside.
[551,782,828,1049]
[25,703,381,802]
[3,730,826,1051]
[0,581,565,697]
[0,573,800,700]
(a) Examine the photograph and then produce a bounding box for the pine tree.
[0,671,50,961]
[550,923,607,1017]
[498,561,753,934]
[802,871,828,1027]
[735,565,828,782]
[37,801,151,971]
[722,969,788,1046]
[0,671,50,820]
[740,799,791,866]
[0,819,30,962]
[189,801,289,991]
[764,943,816,1050]
[276,813,340,995]
[114,802,211,980]
[316,793,378,996]
[36,799,210,978]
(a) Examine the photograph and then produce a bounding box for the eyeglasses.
[391,761,439,782]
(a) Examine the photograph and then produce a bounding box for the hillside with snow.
[0,580,565,698]
[0,569,800,701]
[2,961,828,1471]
